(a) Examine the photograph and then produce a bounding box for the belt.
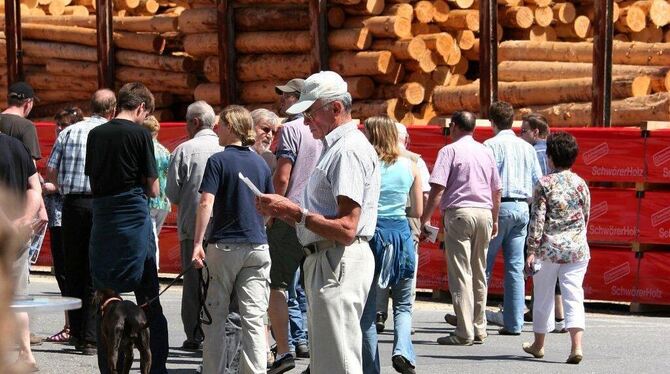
[302,237,364,256]
[501,197,527,203]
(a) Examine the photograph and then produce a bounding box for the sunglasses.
[260,126,277,135]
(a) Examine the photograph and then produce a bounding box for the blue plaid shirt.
[47,115,107,195]
[484,129,542,199]
[534,139,550,176]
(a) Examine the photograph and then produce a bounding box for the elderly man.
[166,101,224,350]
[46,89,117,355]
[484,101,542,336]
[266,78,324,374]
[258,71,380,374]
[250,108,280,172]
[421,111,502,346]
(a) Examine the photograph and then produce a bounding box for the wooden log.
[619,0,670,27]
[632,74,670,96]
[343,76,375,99]
[116,50,197,72]
[579,2,620,23]
[524,0,551,6]
[370,37,427,60]
[153,92,174,108]
[25,72,97,91]
[615,5,647,33]
[614,33,632,42]
[29,8,47,16]
[34,89,92,104]
[330,51,396,76]
[417,32,454,59]
[234,0,306,3]
[45,59,96,77]
[328,7,346,28]
[114,31,165,53]
[665,28,670,42]
[411,23,441,35]
[235,31,311,53]
[328,28,372,51]
[22,40,97,61]
[505,25,557,42]
[194,82,221,105]
[21,23,97,46]
[500,6,534,29]
[374,82,425,105]
[432,0,450,23]
[372,63,405,84]
[382,3,413,20]
[439,9,479,31]
[113,15,178,33]
[342,0,386,16]
[498,60,670,82]
[178,7,216,33]
[629,26,664,43]
[152,109,174,122]
[499,40,670,66]
[555,16,591,39]
[516,93,670,127]
[451,55,468,74]
[529,5,553,28]
[412,102,437,125]
[447,0,474,9]
[62,5,88,15]
[432,66,452,85]
[433,77,639,112]
[414,1,434,23]
[351,98,410,121]
[456,29,476,50]
[343,15,412,38]
[330,0,363,4]
[237,54,312,82]
[115,66,197,89]
[114,0,140,10]
[551,2,576,24]
[239,80,283,104]
[405,49,437,73]
[29,100,91,119]
[48,0,66,15]
[235,7,309,32]
[183,32,217,57]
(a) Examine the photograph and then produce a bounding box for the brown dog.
[95,289,151,374]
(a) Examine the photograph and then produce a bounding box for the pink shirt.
[429,135,502,211]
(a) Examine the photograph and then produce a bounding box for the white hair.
[250,108,280,128]
[186,100,216,128]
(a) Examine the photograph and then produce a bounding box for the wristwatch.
[297,207,309,226]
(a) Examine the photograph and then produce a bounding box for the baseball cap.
[8,81,39,102]
[286,71,348,115]
[275,78,305,95]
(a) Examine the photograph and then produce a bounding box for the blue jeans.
[486,202,529,333]
[288,267,308,349]
[361,276,415,374]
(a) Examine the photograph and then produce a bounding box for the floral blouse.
[527,170,590,264]
[149,140,171,212]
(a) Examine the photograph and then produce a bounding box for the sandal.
[46,327,70,343]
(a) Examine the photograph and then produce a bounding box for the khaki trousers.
[304,240,375,374]
[202,243,271,374]
[444,208,493,341]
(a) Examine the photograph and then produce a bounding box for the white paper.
[238,172,262,196]
[423,224,439,243]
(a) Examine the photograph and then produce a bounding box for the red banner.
[645,129,670,183]
[587,188,639,243]
[636,251,670,305]
[638,191,670,245]
[583,247,639,303]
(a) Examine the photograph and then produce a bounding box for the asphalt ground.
[16,274,670,373]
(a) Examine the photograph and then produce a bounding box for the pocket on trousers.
[324,247,345,284]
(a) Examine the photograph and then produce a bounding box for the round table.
[11,296,81,313]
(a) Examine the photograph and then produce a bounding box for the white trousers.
[532,260,589,334]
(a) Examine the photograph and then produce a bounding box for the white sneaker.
[486,310,505,327]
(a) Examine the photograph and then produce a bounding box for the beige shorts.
[12,243,30,297]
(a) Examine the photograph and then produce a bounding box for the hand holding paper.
[239,172,262,197]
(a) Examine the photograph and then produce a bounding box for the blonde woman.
[361,116,423,374]
[192,105,274,374]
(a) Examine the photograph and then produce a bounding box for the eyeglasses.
[520,128,530,134]
[259,126,276,135]
[303,101,331,121]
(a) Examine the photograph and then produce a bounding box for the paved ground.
[17,275,670,373]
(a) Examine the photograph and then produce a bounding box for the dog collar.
[100,297,123,317]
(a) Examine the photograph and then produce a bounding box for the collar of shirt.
[287,113,304,122]
[194,128,217,138]
[323,121,357,149]
[534,139,547,148]
[495,129,516,138]
[454,134,475,144]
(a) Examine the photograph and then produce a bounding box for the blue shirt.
[378,156,414,218]
[199,145,273,244]
[534,139,550,176]
[484,129,542,198]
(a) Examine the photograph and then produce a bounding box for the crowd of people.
[0,70,591,374]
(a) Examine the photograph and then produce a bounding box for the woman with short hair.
[522,131,590,364]
[361,116,423,374]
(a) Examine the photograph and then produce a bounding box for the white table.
[11,296,81,313]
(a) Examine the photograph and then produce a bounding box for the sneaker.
[498,327,521,336]
[486,310,505,327]
[375,312,387,334]
[267,353,295,374]
[181,340,203,350]
[77,342,97,356]
[295,343,310,358]
[437,333,473,346]
[474,334,487,344]
[444,313,457,327]
[391,355,416,374]
[552,319,568,333]
[524,310,533,322]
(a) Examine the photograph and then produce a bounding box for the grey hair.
[186,100,216,128]
[250,108,280,128]
[328,92,352,113]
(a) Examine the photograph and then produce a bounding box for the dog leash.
[194,261,212,340]
[139,261,196,309]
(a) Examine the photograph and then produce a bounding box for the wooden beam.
[309,0,328,72]
[96,0,114,89]
[217,0,236,106]
[592,0,614,127]
[4,0,23,86]
[479,0,498,118]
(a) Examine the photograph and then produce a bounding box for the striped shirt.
[533,139,550,176]
[484,129,542,199]
[46,115,107,195]
[297,121,380,245]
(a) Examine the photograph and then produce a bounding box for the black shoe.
[267,353,295,374]
[301,366,310,374]
[375,312,387,334]
[181,340,203,351]
[498,327,521,336]
[295,343,310,358]
[77,342,97,356]
[392,355,416,374]
[444,313,458,327]
[524,310,533,322]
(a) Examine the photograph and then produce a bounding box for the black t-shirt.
[0,133,37,202]
[0,113,42,160]
[199,146,274,244]
[85,118,158,197]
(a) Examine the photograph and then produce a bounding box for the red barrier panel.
[645,129,670,183]
[636,251,670,305]
[638,191,670,245]
[587,188,639,243]
[583,247,639,303]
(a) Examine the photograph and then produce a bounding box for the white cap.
[286,71,348,115]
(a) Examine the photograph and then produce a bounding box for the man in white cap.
[257,71,380,374]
